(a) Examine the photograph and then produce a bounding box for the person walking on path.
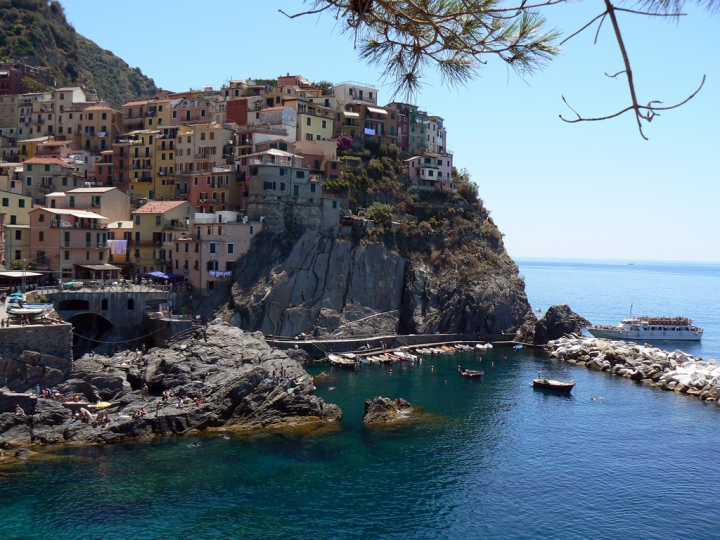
[141,383,148,401]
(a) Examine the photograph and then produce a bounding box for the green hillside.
[0,0,160,108]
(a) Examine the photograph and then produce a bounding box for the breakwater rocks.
[363,397,416,425]
[0,320,342,450]
[548,336,720,402]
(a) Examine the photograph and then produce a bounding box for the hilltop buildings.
[0,73,455,290]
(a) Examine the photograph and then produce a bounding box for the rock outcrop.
[517,304,590,345]
[0,321,342,449]
[363,396,416,425]
[230,227,530,338]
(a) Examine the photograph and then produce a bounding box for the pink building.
[29,207,116,281]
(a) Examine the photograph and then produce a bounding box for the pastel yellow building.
[1,191,32,266]
[131,200,193,275]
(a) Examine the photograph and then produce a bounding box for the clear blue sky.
[61,0,720,262]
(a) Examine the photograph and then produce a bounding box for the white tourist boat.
[587,316,703,341]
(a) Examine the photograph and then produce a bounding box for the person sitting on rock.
[80,408,92,423]
[15,405,26,416]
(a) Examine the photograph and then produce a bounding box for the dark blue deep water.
[2,259,720,540]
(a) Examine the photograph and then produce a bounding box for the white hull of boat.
[588,328,702,341]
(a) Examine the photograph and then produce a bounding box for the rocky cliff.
[228,207,530,339]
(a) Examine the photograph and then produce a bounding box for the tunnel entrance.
[67,313,114,359]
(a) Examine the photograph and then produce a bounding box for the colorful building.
[174,211,262,291]
[130,200,193,275]
[29,207,111,280]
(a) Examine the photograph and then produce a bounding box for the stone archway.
[67,312,114,359]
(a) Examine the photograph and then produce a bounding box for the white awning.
[366,107,388,115]
[0,271,43,278]
[342,111,360,118]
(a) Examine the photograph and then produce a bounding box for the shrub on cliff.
[361,202,394,226]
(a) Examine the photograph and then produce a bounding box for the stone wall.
[246,195,340,236]
[47,291,191,329]
[0,323,73,393]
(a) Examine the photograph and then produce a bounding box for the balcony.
[212,166,233,173]
[51,220,107,229]
[163,219,189,230]
[60,242,109,249]
[133,176,153,183]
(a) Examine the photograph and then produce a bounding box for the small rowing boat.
[328,354,359,367]
[458,366,484,378]
[531,372,575,392]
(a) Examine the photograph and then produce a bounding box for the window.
[279,168,287,177]
[18,199,25,208]
[10,215,16,225]
[263,181,276,191]
[306,117,311,126]
[99,252,104,261]
[39,231,44,242]
[210,132,214,140]
[228,243,234,254]
[1,198,7,206]
[135,216,140,225]
[333,200,338,209]
[155,216,161,225]
[201,132,206,141]
[322,120,327,129]
[195,243,199,253]
[331,162,338,170]
[280,183,286,192]
[438,159,443,166]
[26,177,32,186]
[185,243,189,253]
[102,112,107,120]
[27,164,32,172]
[15,230,21,240]
[296,171,305,179]
[39,214,45,222]
[311,184,316,193]
[173,111,178,119]
[201,109,206,117]
[209,243,216,254]
[250,225,255,234]
[14,250,21,260]
[64,250,70,260]
[305,133,312,141]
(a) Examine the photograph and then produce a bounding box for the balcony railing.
[163,219,189,230]
[51,220,108,229]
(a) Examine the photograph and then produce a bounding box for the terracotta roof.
[132,201,188,214]
[23,157,70,167]
[123,100,149,107]
[84,105,117,111]
[39,140,75,147]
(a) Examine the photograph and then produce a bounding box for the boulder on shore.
[362,396,415,425]
[528,304,590,345]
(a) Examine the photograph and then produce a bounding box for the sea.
[2,258,720,540]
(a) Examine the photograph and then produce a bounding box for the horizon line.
[513,256,720,264]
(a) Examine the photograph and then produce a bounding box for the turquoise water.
[2,259,720,539]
